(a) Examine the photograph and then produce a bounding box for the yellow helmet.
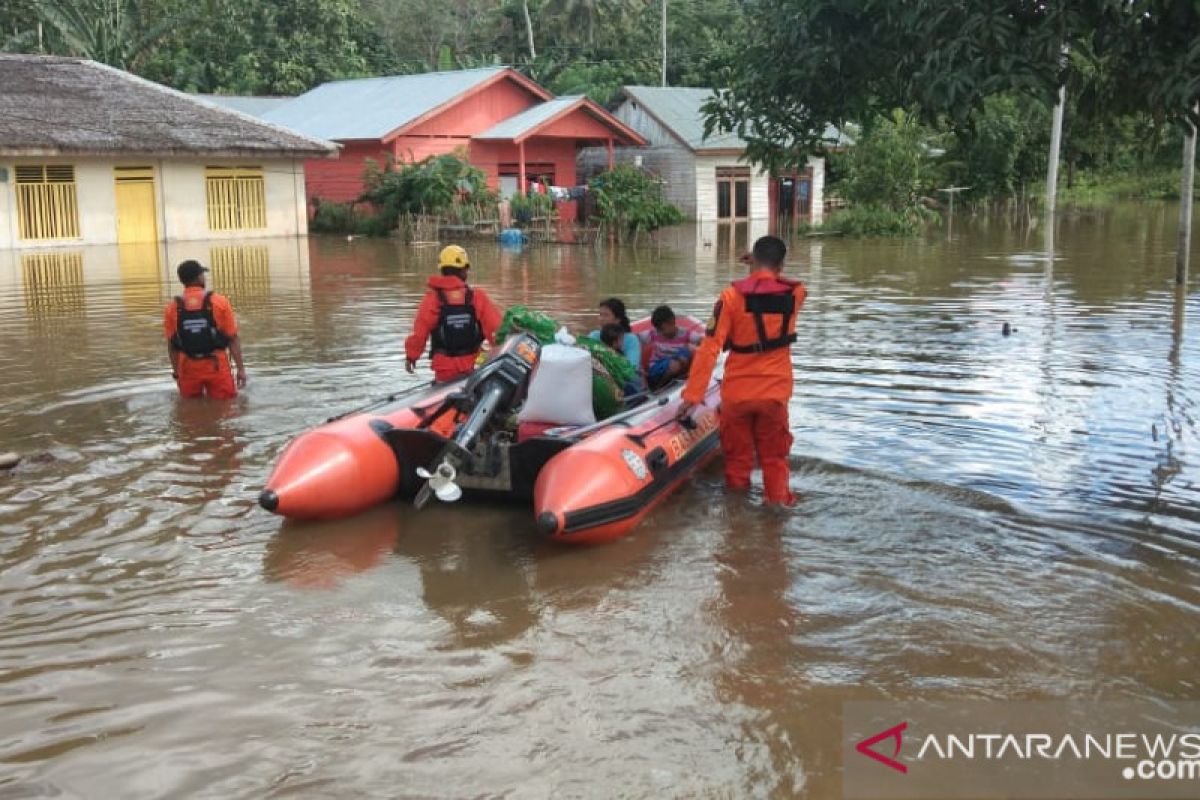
[438,245,470,270]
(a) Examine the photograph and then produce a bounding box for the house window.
[716,166,750,220]
[205,166,267,231]
[15,165,81,240]
[498,163,556,195]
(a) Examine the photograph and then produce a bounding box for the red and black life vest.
[431,287,484,357]
[171,292,230,358]
[724,275,800,354]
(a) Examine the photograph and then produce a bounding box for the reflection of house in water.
[118,242,167,316]
[21,250,85,318]
[208,244,272,311]
[0,237,309,330]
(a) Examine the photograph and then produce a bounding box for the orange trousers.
[176,351,237,399]
[719,398,794,505]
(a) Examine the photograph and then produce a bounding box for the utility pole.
[1178,106,1197,286]
[1046,83,1065,217]
[661,0,667,87]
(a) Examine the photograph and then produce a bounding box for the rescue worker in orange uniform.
[404,245,503,383]
[163,259,246,399]
[677,236,806,505]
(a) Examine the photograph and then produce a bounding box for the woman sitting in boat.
[589,298,641,370]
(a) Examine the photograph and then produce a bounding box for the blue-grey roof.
[621,86,745,151]
[621,86,847,152]
[474,96,582,140]
[195,94,292,118]
[263,67,511,141]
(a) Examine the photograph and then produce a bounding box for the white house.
[0,54,335,250]
[581,86,829,225]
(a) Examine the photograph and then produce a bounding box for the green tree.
[29,0,187,70]
[588,165,684,238]
[142,0,397,94]
[832,110,942,211]
[360,152,492,225]
[704,1,1200,171]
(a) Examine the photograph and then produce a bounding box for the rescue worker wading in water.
[677,236,807,506]
[404,245,502,383]
[163,259,246,399]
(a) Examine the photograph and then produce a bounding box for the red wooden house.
[263,68,646,221]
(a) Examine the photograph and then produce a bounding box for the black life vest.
[171,292,230,358]
[430,287,484,357]
[724,276,799,354]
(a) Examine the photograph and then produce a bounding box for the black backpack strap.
[728,292,797,353]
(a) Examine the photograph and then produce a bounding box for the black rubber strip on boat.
[559,430,720,535]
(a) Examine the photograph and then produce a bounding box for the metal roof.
[621,86,847,152]
[620,86,746,151]
[263,67,513,141]
[0,54,335,158]
[195,94,292,119]
[474,96,582,140]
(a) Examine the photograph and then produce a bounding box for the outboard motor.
[413,333,541,509]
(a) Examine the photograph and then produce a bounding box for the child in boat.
[640,305,702,389]
[601,323,646,395]
[589,298,641,369]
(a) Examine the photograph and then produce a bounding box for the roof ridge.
[316,65,509,86]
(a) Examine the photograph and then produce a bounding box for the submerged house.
[582,86,829,225]
[0,54,335,250]
[260,67,647,221]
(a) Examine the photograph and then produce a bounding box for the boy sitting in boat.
[600,323,646,395]
[640,305,702,389]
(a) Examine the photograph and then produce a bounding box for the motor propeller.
[411,332,542,511]
[415,462,462,504]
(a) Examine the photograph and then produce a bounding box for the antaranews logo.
[855,722,909,774]
[844,702,1200,800]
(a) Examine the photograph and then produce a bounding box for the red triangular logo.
[855,721,908,774]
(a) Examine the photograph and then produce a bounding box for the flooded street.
[1,206,1198,798]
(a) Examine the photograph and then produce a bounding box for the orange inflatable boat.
[259,317,720,544]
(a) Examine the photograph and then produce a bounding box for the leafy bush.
[309,199,393,236]
[509,191,554,226]
[1053,167,1193,207]
[588,165,684,236]
[310,200,358,233]
[820,205,940,237]
[360,153,492,231]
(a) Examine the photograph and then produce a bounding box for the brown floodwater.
[1,206,1197,798]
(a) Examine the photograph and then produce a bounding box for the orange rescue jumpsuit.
[163,287,239,399]
[404,275,503,383]
[683,269,807,504]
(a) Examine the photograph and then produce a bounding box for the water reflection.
[0,208,1198,796]
[117,242,166,317]
[21,249,85,318]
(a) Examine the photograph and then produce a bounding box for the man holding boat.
[677,236,806,506]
